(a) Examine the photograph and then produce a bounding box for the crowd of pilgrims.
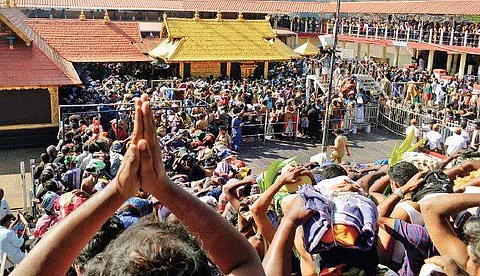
[0,59,478,276]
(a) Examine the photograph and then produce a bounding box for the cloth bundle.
[298,185,378,254]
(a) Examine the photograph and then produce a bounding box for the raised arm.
[12,99,145,276]
[251,167,308,243]
[262,196,312,276]
[421,193,480,269]
[137,95,264,276]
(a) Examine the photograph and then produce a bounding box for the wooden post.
[48,87,59,124]
[179,62,185,78]
[264,62,269,78]
[226,62,232,78]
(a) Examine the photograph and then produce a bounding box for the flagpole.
[321,0,342,152]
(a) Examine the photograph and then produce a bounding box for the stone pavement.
[242,129,402,175]
[0,129,402,210]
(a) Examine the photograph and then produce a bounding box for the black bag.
[412,170,453,202]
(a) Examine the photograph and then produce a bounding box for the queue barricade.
[325,105,379,135]
[265,110,300,141]
[59,102,210,142]
[240,112,268,144]
[377,103,477,142]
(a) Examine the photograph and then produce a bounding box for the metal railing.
[330,24,480,49]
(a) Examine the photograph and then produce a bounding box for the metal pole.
[321,0,341,152]
[20,161,27,212]
[29,159,37,218]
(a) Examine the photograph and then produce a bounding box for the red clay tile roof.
[0,40,80,88]
[323,0,480,15]
[133,37,165,54]
[15,0,480,15]
[26,19,153,62]
[0,7,81,88]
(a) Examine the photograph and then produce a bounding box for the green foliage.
[389,129,426,166]
[258,157,299,193]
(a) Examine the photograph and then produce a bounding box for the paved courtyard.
[0,128,402,210]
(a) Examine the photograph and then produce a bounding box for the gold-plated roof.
[294,40,319,56]
[150,17,295,62]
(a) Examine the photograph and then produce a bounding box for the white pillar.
[450,27,455,46]
[464,31,469,47]
[406,27,411,42]
[458,53,467,79]
[439,28,444,45]
[427,49,435,72]
[452,54,459,74]
[382,46,387,59]
[446,54,453,74]
[384,25,388,40]
[429,29,433,43]
[375,26,379,39]
[393,46,400,66]
[366,43,371,58]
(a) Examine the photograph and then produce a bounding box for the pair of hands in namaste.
[114,94,170,199]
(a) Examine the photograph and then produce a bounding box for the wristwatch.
[393,188,405,199]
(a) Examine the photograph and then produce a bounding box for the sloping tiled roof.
[15,0,480,15]
[322,0,480,15]
[150,17,295,62]
[26,19,152,62]
[16,0,328,14]
[133,37,165,54]
[270,39,301,59]
[294,40,319,56]
[0,7,81,88]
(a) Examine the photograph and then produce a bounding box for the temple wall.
[190,61,221,77]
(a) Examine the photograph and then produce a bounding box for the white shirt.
[0,200,12,221]
[0,226,25,269]
[425,130,443,151]
[406,125,420,138]
[470,129,480,149]
[445,134,467,156]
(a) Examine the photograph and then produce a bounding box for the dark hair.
[88,143,100,154]
[321,164,347,180]
[87,219,211,276]
[40,153,50,164]
[387,162,418,186]
[74,216,125,271]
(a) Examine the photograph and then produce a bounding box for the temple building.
[0,6,81,135]
[149,12,298,79]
